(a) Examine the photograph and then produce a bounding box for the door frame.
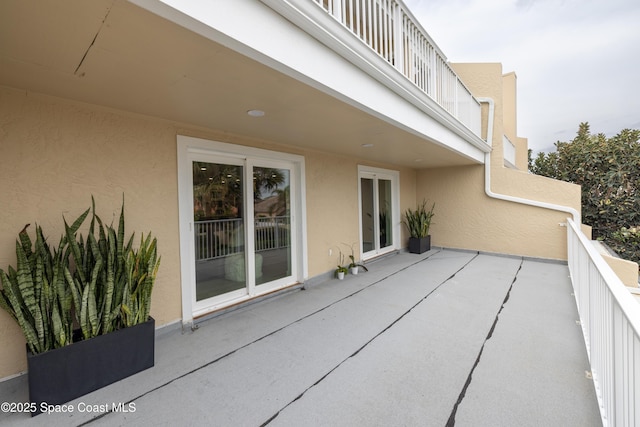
[177,136,307,325]
[357,165,401,260]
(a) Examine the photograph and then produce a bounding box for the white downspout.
[476,97,581,225]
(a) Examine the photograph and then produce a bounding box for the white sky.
[404,0,640,153]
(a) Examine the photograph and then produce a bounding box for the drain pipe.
[476,97,581,225]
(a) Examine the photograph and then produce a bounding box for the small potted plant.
[403,199,435,254]
[343,243,368,275]
[348,255,368,275]
[334,250,348,280]
[335,264,348,280]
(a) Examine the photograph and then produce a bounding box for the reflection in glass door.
[253,166,291,286]
[361,177,375,253]
[378,179,393,250]
[193,161,247,301]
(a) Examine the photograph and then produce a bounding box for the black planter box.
[27,317,155,415]
[408,236,431,254]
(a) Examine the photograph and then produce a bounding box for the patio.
[0,249,601,426]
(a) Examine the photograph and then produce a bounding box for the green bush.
[609,227,640,265]
[530,123,640,265]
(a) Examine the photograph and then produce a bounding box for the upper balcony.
[0,0,490,168]
[311,0,482,136]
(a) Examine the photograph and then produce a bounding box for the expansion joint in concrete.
[445,257,524,426]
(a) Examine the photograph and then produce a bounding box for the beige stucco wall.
[0,86,416,378]
[417,165,572,260]
[437,63,582,260]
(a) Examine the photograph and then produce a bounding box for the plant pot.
[27,317,155,416]
[408,236,431,254]
[337,271,345,280]
[350,266,359,275]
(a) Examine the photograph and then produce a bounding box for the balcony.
[311,0,482,136]
[0,246,611,425]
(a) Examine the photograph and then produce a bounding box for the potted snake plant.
[403,199,435,254]
[0,197,160,415]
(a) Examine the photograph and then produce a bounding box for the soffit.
[0,0,478,169]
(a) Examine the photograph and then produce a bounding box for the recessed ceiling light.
[247,109,265,117]
[361,143,374,148]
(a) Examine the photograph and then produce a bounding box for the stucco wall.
[0,87,183,378]
[441,62,582,260]
[417,165,573,260]
[0,87,415,378]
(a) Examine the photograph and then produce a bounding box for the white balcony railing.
[567,218,640,427]
[313,0,481,135]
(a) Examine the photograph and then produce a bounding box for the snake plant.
[0,197,160,354]
[403,199,436,238]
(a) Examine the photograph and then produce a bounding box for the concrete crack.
[74,3,114,76]
[262,252,480,426]
[445,257,524,427]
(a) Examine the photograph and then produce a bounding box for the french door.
[358,166,400,260]
[178,137,306,321]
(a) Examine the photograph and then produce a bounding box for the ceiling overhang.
[0,0,488,169]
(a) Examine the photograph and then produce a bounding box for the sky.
[404,0,640,153]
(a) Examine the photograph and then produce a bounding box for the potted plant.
[0,197,160,415]
[348,255,369,275]
[334,250,348,280]
[343,243,368,275]
[403,199,435,254]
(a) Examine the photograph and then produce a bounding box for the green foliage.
[530,123,640,264]
[609,227,640,265]
[402,199,435,238]
[334,250,348,277]
[0,197,160,354]
[342,242,368,272]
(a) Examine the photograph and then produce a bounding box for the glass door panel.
[360,177,375,253]
[378,179,392,249]
[253,167,292,286]
[193,161,247,301]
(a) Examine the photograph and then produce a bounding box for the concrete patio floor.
[0,249,602,426]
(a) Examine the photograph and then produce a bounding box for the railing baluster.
[567,218,640,427]
[311,0,482,135]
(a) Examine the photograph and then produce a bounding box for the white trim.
[260,0,490,155]
[177,136,307,325]
[357,165,401,260]
[131,0,489,164]
[477,97,581,225]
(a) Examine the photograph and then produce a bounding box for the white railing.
[255,216,291,252]
[313,0,481,135]
[195,216,290,261]
[567,218,640,427]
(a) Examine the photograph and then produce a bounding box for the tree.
[530,123,640,264]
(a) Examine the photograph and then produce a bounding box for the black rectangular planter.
[27,317,155,415]
[408,236,431,254]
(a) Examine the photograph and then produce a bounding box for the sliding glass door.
[179,136,305,321]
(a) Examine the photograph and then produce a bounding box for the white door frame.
[177,136,307,325]
[357,165,400,260]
